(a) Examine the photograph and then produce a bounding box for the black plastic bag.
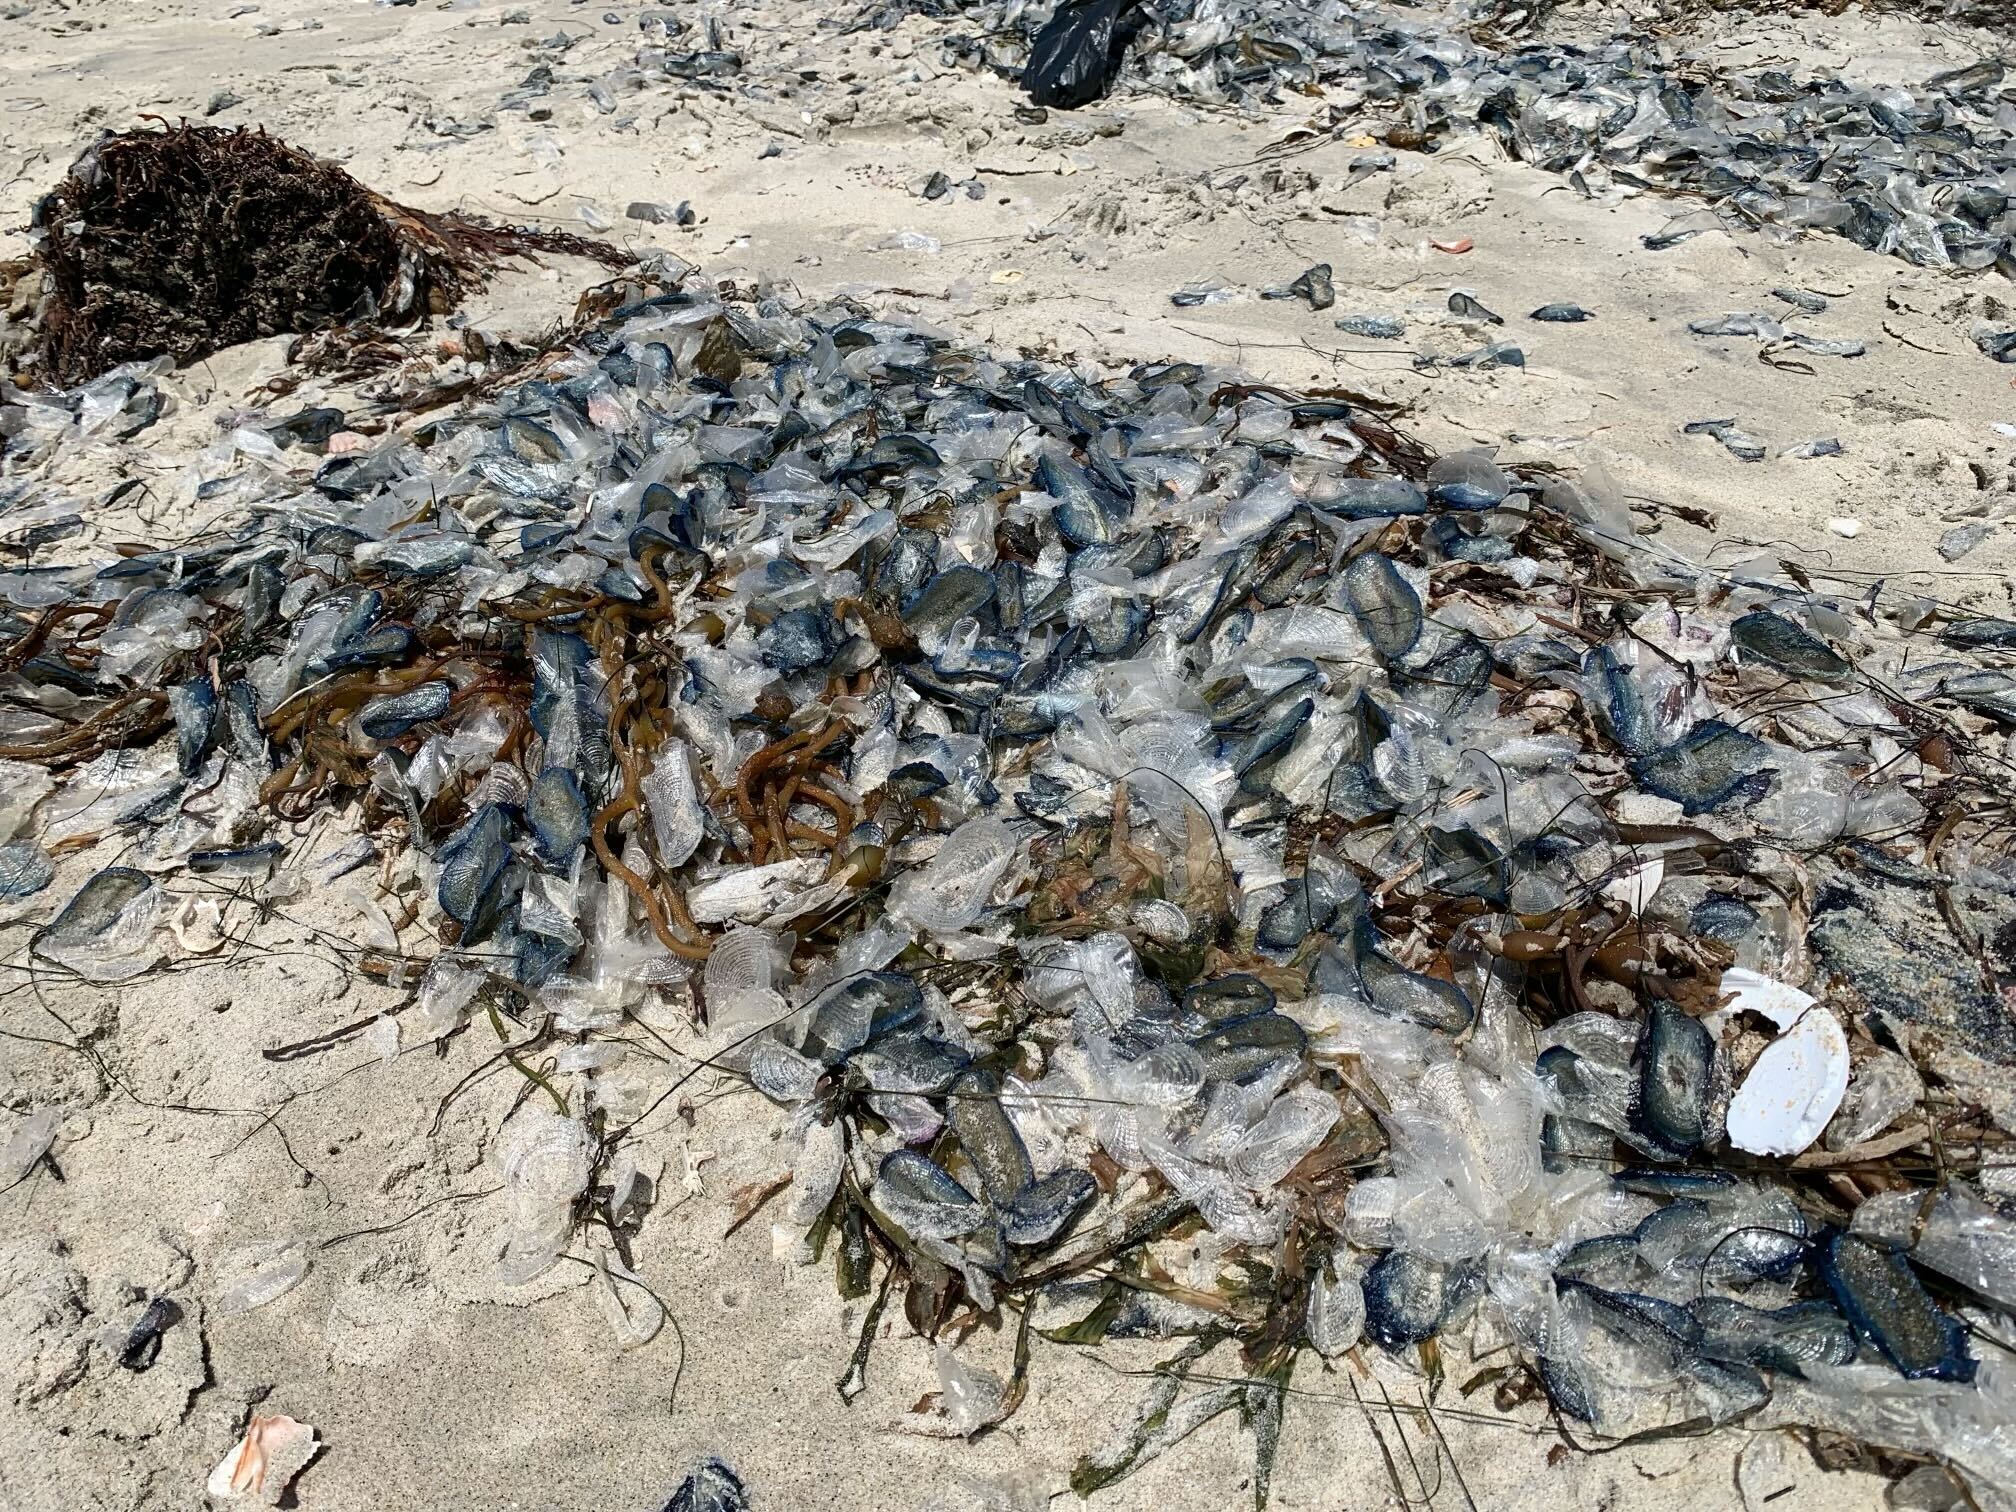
[1023,0,1134,110]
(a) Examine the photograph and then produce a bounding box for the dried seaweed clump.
[22,125,625,387]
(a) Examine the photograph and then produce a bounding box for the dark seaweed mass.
[31,127,404,387]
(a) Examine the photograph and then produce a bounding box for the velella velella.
[5,239,2014,1509]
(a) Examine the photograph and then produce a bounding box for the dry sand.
[2,0,2012,1508]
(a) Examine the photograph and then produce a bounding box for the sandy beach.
[3,1,2014,1508]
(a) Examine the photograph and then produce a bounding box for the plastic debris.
[1022,0,1133,110]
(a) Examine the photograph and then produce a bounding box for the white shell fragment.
[1724,969,1849,1158]
[1600,859,1664,914]
[166,894,228,954]
[1720,967,1816,1030]
[205,1413,320,1504]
